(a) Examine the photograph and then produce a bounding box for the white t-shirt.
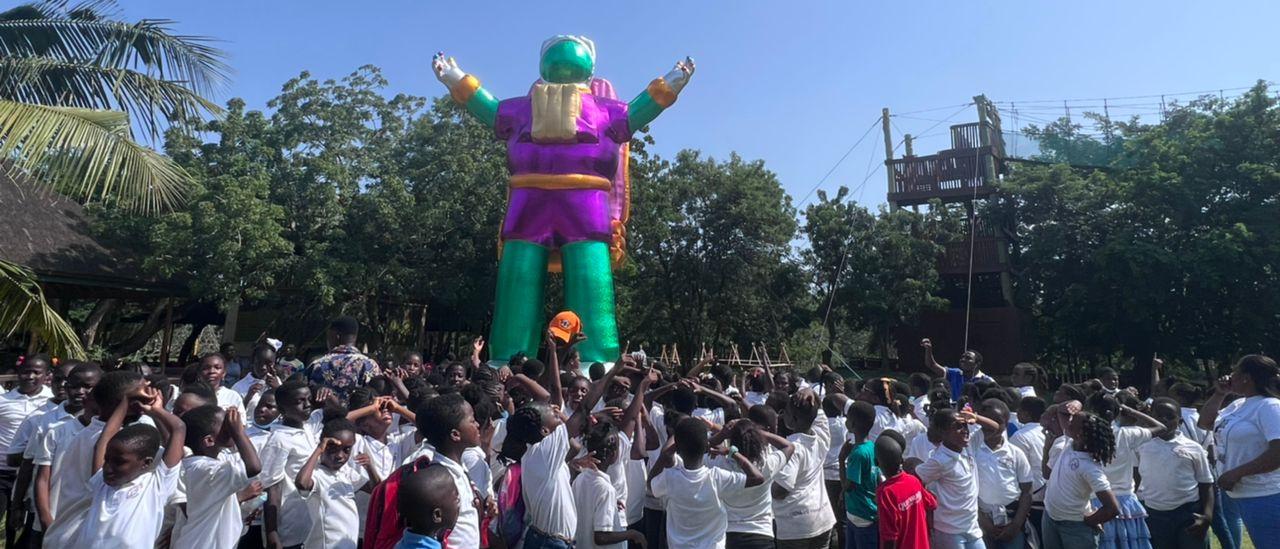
[1044,449,1110,521]
[870,404,899,442]
[650,463,746,549]
[744,391,768,408]
[74,460,181,548]
[1104,426,1153,496]
[1136,434,1213,511]
[573,468,626,549]
[8,400,61,459]
[299,462,370,549]
[618,433,647,526]
[823,415,848,481]
[912,394,931,423]
[692,407,725,428]
[915,444,981,536]
[1212,396,1280,498]
[710,446,788,536]
[41,417,106,548]
[1008,423,1047,502]
[522,423,577,539]
[258,422,321,546]
[896,416,927,446]
[230,374,265,416]
[904,433,937,467]
[773,409,836,540]
[171,454,252,549]
[215,386,248,423]
[436,453,480,549]
[1178,407,1212,450]
[354,430,415,536]
[0,386,53,468]
[970,437,1033,507]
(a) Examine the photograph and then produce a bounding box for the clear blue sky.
[126,1,1278,210]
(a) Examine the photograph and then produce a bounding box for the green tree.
[995,83,1280,382]
[803,187,947,367]
[618,148,809,354]
[0,1,226,357]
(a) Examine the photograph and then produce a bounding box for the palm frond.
[0,57,222,137]
[0,259,85,360]
[0,99,190,213]
[0,4,229,136]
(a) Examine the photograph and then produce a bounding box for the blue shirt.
[396,531,443,549]
[944,367,993,400]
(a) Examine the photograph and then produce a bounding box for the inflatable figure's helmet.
[540,35,595,83]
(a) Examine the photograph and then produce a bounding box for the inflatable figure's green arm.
[628,56,696,132]
[433,52,498,128]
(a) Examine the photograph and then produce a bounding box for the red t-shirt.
[876,472,937,548]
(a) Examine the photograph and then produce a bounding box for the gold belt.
[509,173,611,191]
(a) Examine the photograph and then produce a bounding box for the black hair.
[880,428,907,450]
[274,380,310,407]
[1056,384,1086,403]
[408,386,438,412]
[893,393,914,417]
[787,389,819,427]
[182,404,224,450]
[583,420,619,464]
[347,387,377,411]
[504,403,549,459]
[424,372,444,387]
[1085,391,1120,423]
[930,407,959,432]
[821,394,843,418]
[966,349,984,365]
[367,377,392,397]
[907,373,931,395]
[1078,412,1116,465]
[673,416,709,457]
[725,419,765,463]
[1237,354,1280,399]
[1168,383,1204,408]
[874,432,905,471]
[322,418,359,440]
[765,390,789,413]
[111,423,162,458]
[979,387,1010,405]
[670,386,697,414]
[926,387,953,412]
[330,316,360,337]
[978,398,1011,425]
[21,354,51,370]
[1019,396,1047,419]
[520,359,545,380]
[417,393,469,448]
[1150,397,1181,421]
[91,370,143,412]
[469,366,496,385]
[747,404,778,432]
[586,362,606,382]
[1097,367,1117,378]
[865,378,894,406]
[710,363,736,389]
[847,400,876,436]
[180,381,218,402]
[69,363,103,381]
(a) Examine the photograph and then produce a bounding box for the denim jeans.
[1145,500,1208,549]
[1212,488,1243,549]
[932,530,986,549]
[844,521,878,549]
[1040,516,1098,549]
[642,508,666,549]
[1225,490,1280,545]
[523,527,575,549]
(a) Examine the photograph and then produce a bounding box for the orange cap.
[548,311,582,344]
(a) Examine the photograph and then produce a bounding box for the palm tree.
[0,1,228,358]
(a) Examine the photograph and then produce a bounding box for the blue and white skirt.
[1092,493,1152,549]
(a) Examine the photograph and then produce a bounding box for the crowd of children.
[0,324,1276,549]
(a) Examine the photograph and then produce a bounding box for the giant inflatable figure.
[432,36,695,367]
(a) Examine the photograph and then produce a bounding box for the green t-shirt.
[844,440,880,521]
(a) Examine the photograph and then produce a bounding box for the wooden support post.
[904,133,914,157]
[882,108,896,210]
[973,95,997,187]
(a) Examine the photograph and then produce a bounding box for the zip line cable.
[796,117,883,209]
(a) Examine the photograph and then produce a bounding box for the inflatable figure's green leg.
[561,240,621,368]
[488,241,547,367]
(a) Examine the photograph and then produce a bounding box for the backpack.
[488,457,526,548]
[364,456,447,549]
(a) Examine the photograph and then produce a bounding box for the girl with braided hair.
[1042,404,1120,549]
[1081,392,1168,549]
[708,418,794,549]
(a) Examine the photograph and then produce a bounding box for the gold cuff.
[450,75,481,105]
[647,78,677,108]
[510,173,612,191]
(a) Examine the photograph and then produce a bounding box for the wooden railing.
[939,236,1006,274]
[888,147,996,204]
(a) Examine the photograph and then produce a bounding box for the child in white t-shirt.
[649,415,763,549]
[295,419,381,549]
[1042,403,1120,549]
[573,422,645,549]
[971,399,1034,549]
[74,386,185,548]
[171,405,261,549]
[773,388,837,546]
[345,389,417,541]
[916,406,998,548]
[1138,398,1214,548]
